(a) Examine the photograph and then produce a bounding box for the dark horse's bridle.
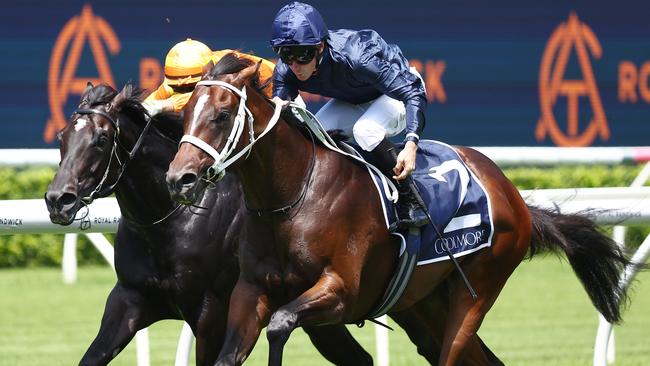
[73,107,184,226]
[73,107,153,204]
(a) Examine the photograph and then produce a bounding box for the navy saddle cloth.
[348,140,494,265]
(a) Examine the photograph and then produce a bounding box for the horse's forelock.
[206,53,264,94]
[208,53,255,78]
[82,84,118,108]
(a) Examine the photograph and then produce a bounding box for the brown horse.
[166,54,631,366]
[44,82,380,366]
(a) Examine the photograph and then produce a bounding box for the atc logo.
[45,5,121,143]
[536,12,609,147]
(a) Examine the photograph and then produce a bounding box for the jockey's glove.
[142,99,172,117]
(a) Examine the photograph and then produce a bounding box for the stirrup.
[405,207,429,227]
[390,203,428,231]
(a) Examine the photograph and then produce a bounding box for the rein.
[180,80,281,181]
[75,107,153,203]
[180,80,315,216]
[246,124,316,217]
[74,107,181,226]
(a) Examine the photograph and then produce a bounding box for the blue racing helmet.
[270,2,329,47]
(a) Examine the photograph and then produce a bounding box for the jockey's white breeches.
[316,94,406,151]
[315,68,424,151]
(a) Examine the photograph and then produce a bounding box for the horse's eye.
[212,111,231,123]
[96,134,109,148]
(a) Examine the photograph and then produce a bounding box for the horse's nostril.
[58,193,77,208]
[180,173,197,187]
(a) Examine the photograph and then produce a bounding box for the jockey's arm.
[393,98,426,180]
[271,63,300,102]
[143,84,175,116]
[356,53,427,179]
[393,140,418,180]
[271,64,304,109]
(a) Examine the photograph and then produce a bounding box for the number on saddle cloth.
[318,137,495,266]
[409,140,495,265]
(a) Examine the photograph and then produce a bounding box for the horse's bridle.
[74,107,153,203]
[179,80,282,181]
[180,80,318,216]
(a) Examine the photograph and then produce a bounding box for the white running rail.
[2,146,650,167]
[2,149,650,365]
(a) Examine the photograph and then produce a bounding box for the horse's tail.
[527,206,632,323]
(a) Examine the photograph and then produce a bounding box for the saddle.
[289,105,494,317]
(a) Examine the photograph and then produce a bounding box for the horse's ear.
[82,81,94,96]
[254,59,262,75]
[78,82,94,107]
[110,83,132,111]
[234,62,259,85]
[202,60,214,78]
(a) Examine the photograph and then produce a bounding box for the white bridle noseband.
[179,80,281,180]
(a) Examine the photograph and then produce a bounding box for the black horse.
[44,82,375,365]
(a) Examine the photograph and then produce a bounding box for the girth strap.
[366,227,422,319]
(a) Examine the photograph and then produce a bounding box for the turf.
[0,256,648,365]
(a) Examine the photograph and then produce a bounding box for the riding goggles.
[170,82,197,94]
[273,45,319,65]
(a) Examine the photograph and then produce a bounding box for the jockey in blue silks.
[270,1,428,230]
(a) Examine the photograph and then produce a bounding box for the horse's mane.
[113,82,183,143]
[209,53,342,146]
[151,112,184,142]
[208,53,267,94]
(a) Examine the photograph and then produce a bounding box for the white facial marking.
[192,95,210,127]
[74,118,89,131]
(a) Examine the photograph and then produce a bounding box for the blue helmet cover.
[270,2,328,47]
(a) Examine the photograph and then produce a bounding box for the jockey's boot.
[372,139,429,231]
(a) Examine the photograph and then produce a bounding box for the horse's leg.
[215,278,271,366]
[193,292,229,366]
[393,279,506,366]
[390,307,441,364]
[438,231,526,366]
[407,285,503,366]
[303,325,373,366]
[390,280,454,364]
[266,271,347,366]
[79,283,172,366]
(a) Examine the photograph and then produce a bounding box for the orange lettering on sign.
[409,59,423,74]
[45,5,121,143]
[409,59,446,103]
[425,60,446,103]
[639,62,650,103]
[139,58,163,94]
[536,12,609,147]
[618,61,638,103]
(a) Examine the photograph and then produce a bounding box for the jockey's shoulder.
[328,29,389,65]
[145,82,174,102]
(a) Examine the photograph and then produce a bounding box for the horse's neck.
[113,115,177,225]
[237,103,316,211]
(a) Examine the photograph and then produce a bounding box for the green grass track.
[0,256,648,365]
